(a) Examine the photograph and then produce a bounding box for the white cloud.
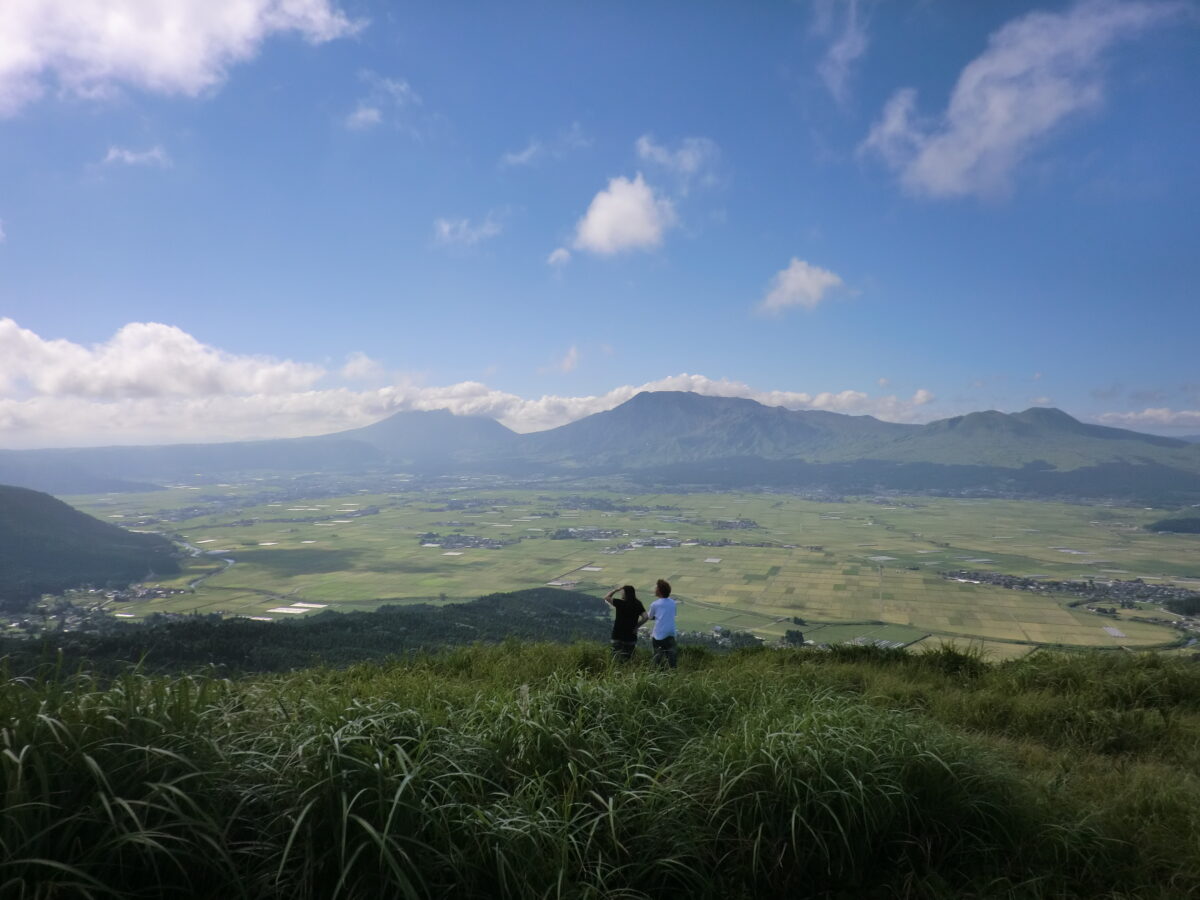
[0,318,323,401]
[546,247,571,266]
[635,134,719,190]
[501,139,542,167]
[0,0,361,117]
[556,345,580,374]
[571,173,676,255]
[877,377,889,388]
[0,319,944,447]
[340,351,385,382]
[433,214,502,246]
[344,104,382,130]
[813,0,869,104]
[499,122,590,167]
[345,73,419,131]
[102,145,171,167]
[1096,407,1200,430]
[860,0,1180,199]
[0,220,5,243]
[758,258,845,314]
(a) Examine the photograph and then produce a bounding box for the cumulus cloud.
[433,213,503,246]
[1096,408,1200,430]
[635,134,719,191]
[546,247,571,266]
[813,0,869,104]
[0,319,943,448]
[340,351,385,383]
[0,0,361,117]
[0,318,323,401]
[758,258,845,314]
[103,145,171,167]
[859,0,1180,199]
[571,173,676,255]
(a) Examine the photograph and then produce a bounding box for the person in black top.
[604,584,647,662]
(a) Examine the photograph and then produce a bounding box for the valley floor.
[63,486,1199,653]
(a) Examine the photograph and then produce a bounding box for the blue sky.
[0,0,1197,448]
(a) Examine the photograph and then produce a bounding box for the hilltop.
[2,642,1198,898]
[0,484,179,609]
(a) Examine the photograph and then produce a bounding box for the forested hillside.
[0,484,179,609]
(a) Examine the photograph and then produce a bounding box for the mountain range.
[2,392,1199,501]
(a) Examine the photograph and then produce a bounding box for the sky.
[0,0,1198,449]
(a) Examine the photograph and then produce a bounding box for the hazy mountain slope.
[521,391,910,466]
[0,412,514,491]
[518,392,1200,474]
[868,407,1200,470]
[322,409,519,461]
[0,484,179,608]
[3,392,1199,499]
[0,453,159,494]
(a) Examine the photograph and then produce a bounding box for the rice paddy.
[66,487,1196,651]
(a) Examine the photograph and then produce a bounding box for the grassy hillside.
[0,484,179,608]
[3,643,1198,898]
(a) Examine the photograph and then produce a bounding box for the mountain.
[3,392,1200,500]
[0,484,180,609]
[0,410,517,493]
[862,407,1197,469]
[320,409,518,460]
[521,391,910,467]
[520,393,1200,472]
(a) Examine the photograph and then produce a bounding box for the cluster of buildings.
[417,532,517,550]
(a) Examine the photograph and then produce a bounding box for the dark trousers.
[611,639,637,662]
[651,635,678,669]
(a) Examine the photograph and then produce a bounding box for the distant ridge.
[2,392,1200,500]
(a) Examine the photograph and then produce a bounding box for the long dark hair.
[621,585,638,602]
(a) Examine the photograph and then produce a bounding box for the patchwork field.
[68,486,1198,652]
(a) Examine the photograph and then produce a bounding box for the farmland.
[67,486,1198,652]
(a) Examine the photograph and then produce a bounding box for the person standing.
[647,578,678,669]
[603,584,646,662]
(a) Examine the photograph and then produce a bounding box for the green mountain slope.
[0,484,179,608]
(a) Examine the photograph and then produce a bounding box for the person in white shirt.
[646,578,678,669]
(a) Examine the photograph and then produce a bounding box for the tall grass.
[2,644,1199,898]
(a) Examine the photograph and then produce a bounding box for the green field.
[68,486,1198,651]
